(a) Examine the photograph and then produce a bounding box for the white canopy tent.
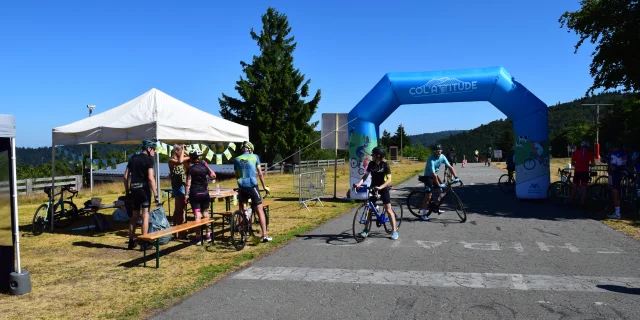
[50,88,249,230]
[0,115,22,276]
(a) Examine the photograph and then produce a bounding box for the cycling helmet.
[189,149,203,158]
[141,139,157,150]
[242,141,254,152]
[432,144,443,151]
[371,146,386,157]
[581,141,589,148]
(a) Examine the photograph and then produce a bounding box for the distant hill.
[409,130,465,147]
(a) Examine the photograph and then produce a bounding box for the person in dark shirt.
[123,140,159,249]
[354,147,399,240]
[185,149,216,242]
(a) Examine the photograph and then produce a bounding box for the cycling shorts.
[189,187,210,211]
[130,187,151,211]
[420,176,440,193]
[238,186,262,206]
[369,187,391,205]
[609,173,623,189]
[573,172,590,186]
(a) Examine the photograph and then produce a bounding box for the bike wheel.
[352,205,372,243]
[498,174,515,193]
[383,199,403,233]
[350,158,359,168]
[53,201,77,228]
[448,191,466,222]
[230,211,246,251]
[32,204,49,235]
[595,176,609,185]
[547,182,569,206]
[406,191,426,218]
[587,184,609,217]
[524,159,535,170]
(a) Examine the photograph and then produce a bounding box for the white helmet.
[581,141,589,148]
[189,149,203,157]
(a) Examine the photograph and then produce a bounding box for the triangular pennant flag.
[192,144,201,152]
[216,154,222,165]
[206,149,214,161]
[228,142,236,151]
[223,149,232,160]
[185,145,193,153]
[200,144,207,153]
[111,158,117,169]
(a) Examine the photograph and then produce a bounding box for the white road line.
[233,267,640,293]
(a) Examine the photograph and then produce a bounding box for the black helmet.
[372,146,385,157]
[432,144,442,151]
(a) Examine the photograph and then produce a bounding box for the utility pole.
[87,105,96,193]
[581,103,613,160]
[400,124,403,158]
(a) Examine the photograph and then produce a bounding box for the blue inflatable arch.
[348,66,549,199]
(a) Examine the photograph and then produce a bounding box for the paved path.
[154,163,640,320]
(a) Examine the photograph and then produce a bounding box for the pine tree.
[218,7,321,162]
[380,130,392,149]
[391,124,410,152]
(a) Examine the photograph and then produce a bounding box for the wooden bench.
[136,218,214,268]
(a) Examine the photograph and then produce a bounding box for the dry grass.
[1,160,424,320]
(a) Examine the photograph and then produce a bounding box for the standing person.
[506,146,516,181]
[354,147,399,240]
[486,148,492,166]
[233,141,272,242]
[606,143,627,219]
[169,144,190,239]
[185,149,216,242]
[474,150,479,163]
[450,148,457,167]
[124,140,159,250]
[420,144,460,221]
[570,141,595,206]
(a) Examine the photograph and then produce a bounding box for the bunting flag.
[206,149,214,161]
[192,144,201,152]
[228,142,236,151]
[223,149,232,160]
[111,158,117,169]
[216,154,222,164]
[200,144,208,153]
[102,159,107,169]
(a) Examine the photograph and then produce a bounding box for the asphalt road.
[153,163,640,320]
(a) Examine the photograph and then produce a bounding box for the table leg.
[155,239,160,269]
[143,244,147,267]
[200,226,204,246]
[211,221,215,245]
[167,191,171,217]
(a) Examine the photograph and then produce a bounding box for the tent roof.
[0,115,15,138]
[52,88,249,145]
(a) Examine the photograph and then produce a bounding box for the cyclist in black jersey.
[185,149,216,242]
[124,140,159,249]
[354,146,399,240]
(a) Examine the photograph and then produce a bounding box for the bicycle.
[351,185,403,243]
[228,188,270,251]
[406,177,466,222]
[523,152,549,170]
[498,171,516,193]
[32,184,79,235]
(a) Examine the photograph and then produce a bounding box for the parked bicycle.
[32,185,80,235]
[498,171,516,193]
[523,152,549,170]
[406,177,466,222]
[229,188,270,250]
[351,185,403,242]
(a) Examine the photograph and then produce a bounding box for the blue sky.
[0,0,594,147]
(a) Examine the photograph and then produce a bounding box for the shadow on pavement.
[597,284,640,295]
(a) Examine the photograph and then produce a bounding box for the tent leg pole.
[51,142,55,232]
[90,144,93,194]
[10,137,21,273]
[156,145,161,202]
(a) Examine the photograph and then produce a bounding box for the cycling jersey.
[187,162,210,192]
[424,154,451,176]
[571,148,594,172]
[366,160,391,187]
[234,152,260,188]
[609,150,627,173]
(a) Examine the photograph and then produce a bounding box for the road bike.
[351,185,403,243]
[406,177,466,222]
[498,171,516,193]
[32,185,79,235]
[523,152,549,170]
[229,188,270,251]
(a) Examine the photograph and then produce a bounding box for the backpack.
[92,213,110,232]
[112,208,130,222]
[148,206,172,245]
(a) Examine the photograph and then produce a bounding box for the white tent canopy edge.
[49,88,249,231]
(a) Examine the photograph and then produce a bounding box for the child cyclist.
[354,146,399,240]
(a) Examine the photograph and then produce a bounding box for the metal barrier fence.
[298,169,326,211]
[293,166,323,189]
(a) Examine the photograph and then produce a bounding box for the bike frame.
[357,188,389,225]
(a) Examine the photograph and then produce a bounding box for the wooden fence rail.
[15,175,83,195]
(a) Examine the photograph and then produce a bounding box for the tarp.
[0,115,15,138]
[52,88,249,145]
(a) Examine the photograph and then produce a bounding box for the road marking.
[234,267,640,293]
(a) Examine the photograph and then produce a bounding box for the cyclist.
[124,140,159,250]
[354,146,399,240]
[606,143,627,219]
[570,141,595,207]
[486,148,492,166]
[169,144,190,239]
[420,144,460,221]
[474,150,479,162]
[233,141,272,242]
[185,149,216,242]
[506,146,516,181]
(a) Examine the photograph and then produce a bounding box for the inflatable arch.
[348,66,549,199]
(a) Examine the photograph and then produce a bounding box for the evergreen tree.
[390,124,410,152]
[218,7,321,162]
[380,130,392,149]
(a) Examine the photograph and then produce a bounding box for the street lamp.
[581,103,613,159]
[87,104,96,193]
